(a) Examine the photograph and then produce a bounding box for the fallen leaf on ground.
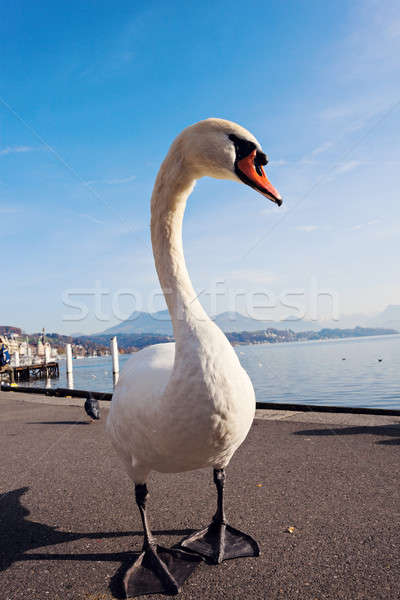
[286,526,295,533]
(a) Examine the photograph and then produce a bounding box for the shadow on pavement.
[0,487,195,598]
[26,421,90,425]
[293,423,400,445]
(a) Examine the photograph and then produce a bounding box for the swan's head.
[177,118,282,206]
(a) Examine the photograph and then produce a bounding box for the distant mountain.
[214,312,329,332]
[213,311,275,332]
[101,310,325,335]
[81,325,397,354]
[368,305,400,330]
[102,310,173,335]
[98,305,400,336]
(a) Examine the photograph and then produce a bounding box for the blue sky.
[1,0,399,334]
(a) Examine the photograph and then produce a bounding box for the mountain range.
[99,305,400,336]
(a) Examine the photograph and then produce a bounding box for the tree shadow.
[0,487,195,598]
[293,424,400,445]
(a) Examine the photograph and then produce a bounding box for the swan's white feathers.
[107,118,259,485]
[108,329,255,480]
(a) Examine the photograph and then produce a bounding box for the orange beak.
[237,149,282,206]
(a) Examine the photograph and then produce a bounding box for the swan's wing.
[115,342,175,402]
[106,342,175,476]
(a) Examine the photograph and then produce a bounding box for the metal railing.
[1,381,400,416]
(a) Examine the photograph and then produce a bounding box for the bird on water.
[106,118,282,597]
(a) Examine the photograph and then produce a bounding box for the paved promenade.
[1,391,399,599]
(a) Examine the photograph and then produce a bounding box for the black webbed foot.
[123,544,202,597]
[179,468,260,564]
[180,521,259,564]
[126,483,202,597]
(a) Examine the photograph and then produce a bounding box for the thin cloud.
[269,159,288,166]
[228,269,276,284]
[274,142,334,169]
[334,160,361,174]
[78,213,105,225]
[318,98,394,130]
[375,223,400,239]
[387,20,400,39]
[351,219,380,231]
[0,206,20,214]
[299,141,333,165]
[319,104,357,121]
[0,145,36,156]
[260,203,288,217]
[309,141,333,157]
[296,225,318,233]
[85,174,136,185]
[104,174,136,184]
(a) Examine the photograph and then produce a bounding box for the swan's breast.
[106,334,255,474]
[106,343,175,466]
[155,328,255,469]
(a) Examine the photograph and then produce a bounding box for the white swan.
[107,118,282,597]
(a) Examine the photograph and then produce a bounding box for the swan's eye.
[228,134,256,160]
[255,151,268,166]
[254,151,268,177]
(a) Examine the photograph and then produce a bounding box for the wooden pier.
[0,362,59,383]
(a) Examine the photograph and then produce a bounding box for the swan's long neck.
[151,148,209,342]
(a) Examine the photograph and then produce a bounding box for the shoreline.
[4,334,399,411]
[233,331,400,348]
[2,389,400,427]
[2,382,400,414]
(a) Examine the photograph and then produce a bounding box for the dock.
[0,390,399,599]
[0,361,59,383]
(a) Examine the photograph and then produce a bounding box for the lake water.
[24,334,400,409]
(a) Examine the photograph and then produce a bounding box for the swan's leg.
[123,483,202,598]
[179,469,260,564]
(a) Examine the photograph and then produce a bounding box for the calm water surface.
[238,334,400,409]
[26,334,400,409]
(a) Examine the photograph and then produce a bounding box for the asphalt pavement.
[1,392,399,600]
